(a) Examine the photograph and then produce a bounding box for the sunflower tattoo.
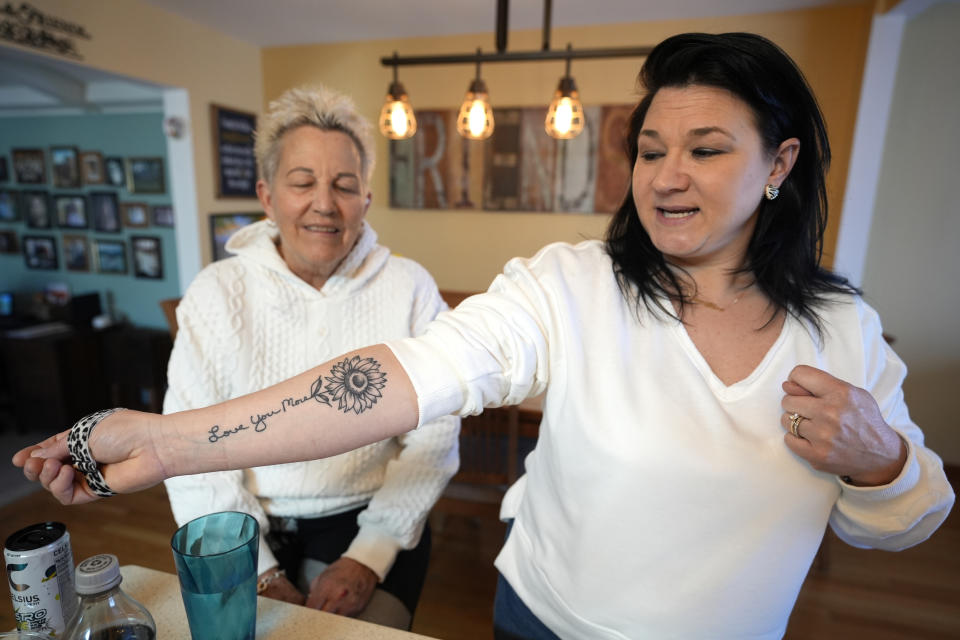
[204,356,389,443]
[324,355,388,414]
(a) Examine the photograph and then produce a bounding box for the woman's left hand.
[12,410,168,505]
[305,557,378,617]
[781,364,907,486]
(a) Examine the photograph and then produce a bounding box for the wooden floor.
[0,478,956,639]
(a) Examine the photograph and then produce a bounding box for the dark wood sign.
[211,104,257,199]
[0,3,91,59]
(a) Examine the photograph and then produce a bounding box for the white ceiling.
[143,0,858,47]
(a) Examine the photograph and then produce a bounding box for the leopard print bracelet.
[66,408,126,498]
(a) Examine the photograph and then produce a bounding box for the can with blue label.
[4,521,78,637]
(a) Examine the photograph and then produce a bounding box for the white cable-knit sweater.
[163,220,460,580]
[387,240,955,639]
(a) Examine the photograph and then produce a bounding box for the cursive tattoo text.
[206,356,386,444]
[208,423,249,443]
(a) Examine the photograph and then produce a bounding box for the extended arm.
[17,251,556,506]
[14,344,420,505]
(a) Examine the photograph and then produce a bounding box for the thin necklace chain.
[690,283,755,312]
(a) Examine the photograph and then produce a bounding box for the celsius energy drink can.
[4,522,78,637]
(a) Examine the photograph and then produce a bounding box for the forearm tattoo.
[207,355,388,444]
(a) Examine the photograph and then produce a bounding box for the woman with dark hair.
[17,33,953,639]
[608,32,847,329]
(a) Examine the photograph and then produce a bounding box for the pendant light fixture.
[545,45,585,139]
[456,50,495,140]
[379,52,417,140]
[379,1,651,141]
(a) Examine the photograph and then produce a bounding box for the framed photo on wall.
[94,239,127,274]
[0,190,19,221]
[127,157,165,194]
[80,151,105,185]
[121,202,149,227]
[209,212,265,261]
[63,234,90,271]
[51,146,80,188]
[90,191,122,232]
[12,149,46,184]
[54,194,88,228]
[131,235,163,279]
[22,191,51,228]
[0,156,8,182]
[22,235,58,270]
[0,230,17,253]
[152,205,174,227]
[104,157,126,187]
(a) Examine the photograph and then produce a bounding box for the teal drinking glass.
[170,511,259,640]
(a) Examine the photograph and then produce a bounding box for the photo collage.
[0,148,171,279]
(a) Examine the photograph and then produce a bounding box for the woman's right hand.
[258,571,306,606]
[11,409,170,505]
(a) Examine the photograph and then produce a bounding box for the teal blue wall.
[0,112,178,329]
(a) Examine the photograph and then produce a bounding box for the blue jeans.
[493,521,562,640]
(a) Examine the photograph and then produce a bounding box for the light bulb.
[379,82,417,140]
[552,97,575,136]
[467,100,487,137]
[457,78,494,140]
[545,76,585,139]
[389,102,409,137]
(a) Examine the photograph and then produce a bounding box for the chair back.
[454,406,520,487]
[439,290,478,310]
[433,406,522,520]
[158,298,181,340]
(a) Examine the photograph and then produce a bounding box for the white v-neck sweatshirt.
[387,240,954,639]
[163,220,459,580]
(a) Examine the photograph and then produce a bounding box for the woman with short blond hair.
[161,85,458,630]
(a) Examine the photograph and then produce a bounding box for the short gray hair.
[254,85,375,186]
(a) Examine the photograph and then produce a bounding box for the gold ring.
[789,412,805,438]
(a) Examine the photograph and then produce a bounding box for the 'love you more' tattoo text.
[208,355,388,444]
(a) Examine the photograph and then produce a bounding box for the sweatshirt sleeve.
[344,269,461,580]
[162,271,280,575]
[828,301,955,550]
[386,252,552,426]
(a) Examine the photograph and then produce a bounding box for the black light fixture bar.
[379,46,651,68]
[496,0,509,53]
[541,0,551,51]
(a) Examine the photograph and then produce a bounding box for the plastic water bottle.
[64,554,157,640]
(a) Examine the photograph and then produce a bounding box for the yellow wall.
[1,1,874,288]
[263,3,873,292]
[1,0,263,265]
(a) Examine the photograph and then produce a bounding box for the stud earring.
[764,184,780,201]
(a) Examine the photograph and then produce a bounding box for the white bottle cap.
[75,553,123,594]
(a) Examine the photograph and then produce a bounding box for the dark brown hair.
[605,32,858,332]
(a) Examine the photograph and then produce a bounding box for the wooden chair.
[158,298,180,340]
[439,289,478,310]
[434,405,521,520]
